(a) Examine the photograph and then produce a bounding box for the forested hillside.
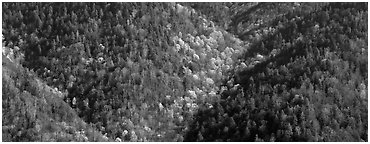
[2,2,368,142]
[2,44,111,141]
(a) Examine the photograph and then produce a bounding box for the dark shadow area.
[228,2,300,40]
[228,3,270,34]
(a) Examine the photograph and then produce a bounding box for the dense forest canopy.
[2,2,368,142]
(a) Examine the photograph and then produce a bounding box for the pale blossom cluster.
[168,13,246,118]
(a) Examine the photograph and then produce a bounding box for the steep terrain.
[2,45,111,141]
[185,2,368,142]
[2,2,368,142]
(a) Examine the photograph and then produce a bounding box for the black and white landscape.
[2,2,368,142]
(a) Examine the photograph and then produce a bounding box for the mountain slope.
[184,2,367,142]
[2,46,110,142]
[2,2,246,141]
[2,2,368,142]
